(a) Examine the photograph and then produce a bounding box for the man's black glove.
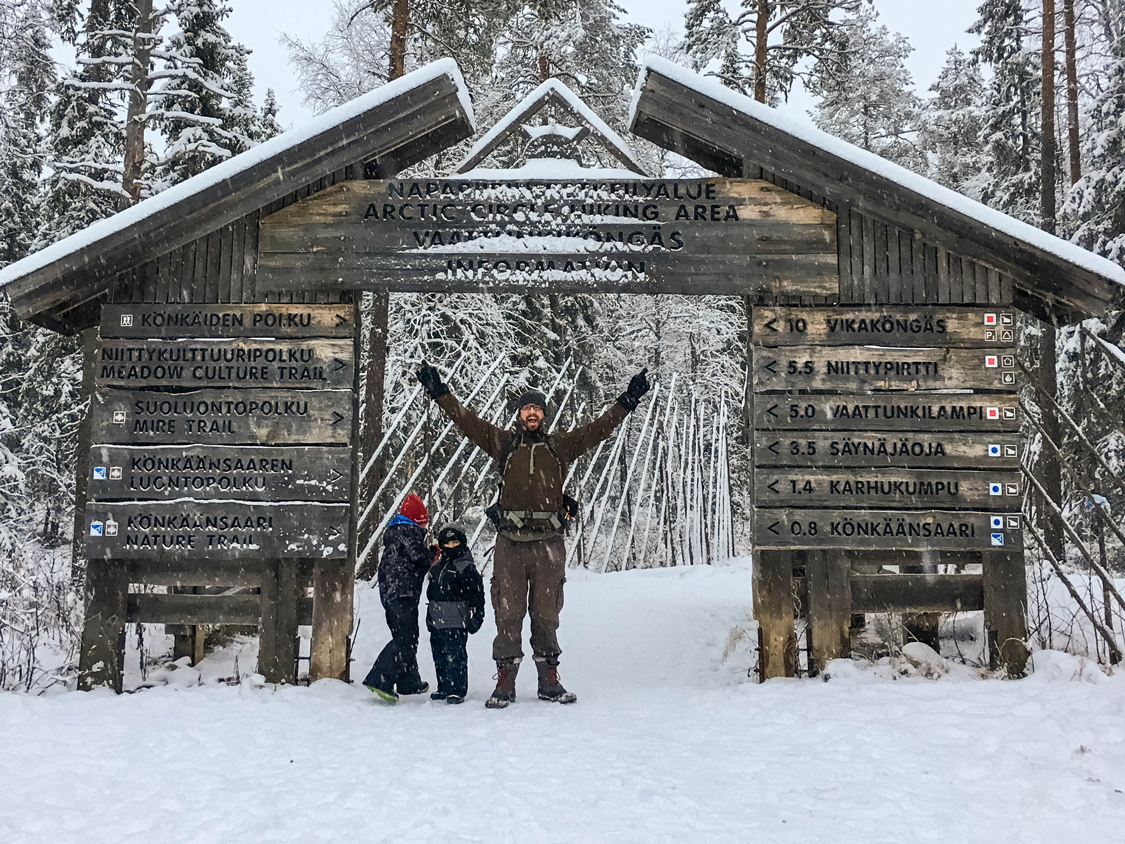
[417,361,450,400]
[618,367,651,412]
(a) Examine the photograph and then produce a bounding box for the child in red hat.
[361,493,433,703]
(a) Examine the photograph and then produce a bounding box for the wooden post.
[259,559,299,683]
[982,550,1029,676]
[754,549,797,679]
[356,292,389,568]
[1037,320,1065,564]
[77,559,129,691]
[805,549,851,673]
[310,559,351,681]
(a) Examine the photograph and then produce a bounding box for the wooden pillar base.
[78,559,129,692]
[806,550,851,674]
[310,559,354,682]
[983,551,1029,676]
[259,559,299,684]
[754,549,797,680]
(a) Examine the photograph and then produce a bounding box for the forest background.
[1,0,1124,689]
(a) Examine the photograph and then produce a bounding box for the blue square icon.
[93,466,107,480]
[990,483,1003,495]
[89,521,104,537]
[990,516,1004,529]
[991,533,1005,546]
[988,444,1001,457]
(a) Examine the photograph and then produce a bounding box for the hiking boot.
[485,661,519,709]
[365,684,398,704]
[430,690,449,701]
[536,661,577,704]
[446,694,465,705]
[396,680,430,696]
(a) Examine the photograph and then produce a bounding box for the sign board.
[752,307,1018,347]
[88,304,356,560]
[755,469,1021,508]
[753,347,1017,392]
[754,394,1019,432]
[85,502,350,559]
[91,389,352,445]
[89,445,350,502]
[754,509,1023,551]
[100,304,353,339]
[753,432,1019,469]
[751,306,1019,552]
[95,338,354,389]
[256,179,840,296]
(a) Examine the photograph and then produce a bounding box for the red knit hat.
[399,493,429,526]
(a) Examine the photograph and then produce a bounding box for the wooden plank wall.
[750,167,1014,307]
[107,167,358,308]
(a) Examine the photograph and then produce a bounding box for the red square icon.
[987,407,1000,420]
[984,313,998,326]
[985,355,999,368]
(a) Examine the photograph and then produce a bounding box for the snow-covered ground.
[2,559,1123,843]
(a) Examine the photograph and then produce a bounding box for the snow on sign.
[751,306,1018,550]
[88,304,355,560]
[255,178,840,296]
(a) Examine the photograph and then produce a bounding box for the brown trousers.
[491,533,566,664]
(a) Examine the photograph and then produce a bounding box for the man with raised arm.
[416,362,651,708]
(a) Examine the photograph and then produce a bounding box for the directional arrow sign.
[91,389,353,446]
[767,521,781,536]
[87,444,351,502]
[763,359,779,375]
[767,480,780,494]
[767,440,781,455]
[332,358,348,372]
[764,318,780,332]
[766,404,780,419]
[100,304,355,339]
[335,313,350,327]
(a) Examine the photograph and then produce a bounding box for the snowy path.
[1,561,1123,843]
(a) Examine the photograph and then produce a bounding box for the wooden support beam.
[753,549,797,679]
[258,560,300,684]
[982,551,1029,676]
[310,559,352,681]
[77,559,129,691]
[851,573,983,613]
[805,550,851,673]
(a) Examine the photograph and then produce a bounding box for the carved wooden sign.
[87,305,355,559]
[754,509,1024,551]
[85,502,350,559]
[752,306,1020,551]
[256,178,839,296]
[89,445,350,501]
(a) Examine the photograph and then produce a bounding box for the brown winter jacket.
[436,393,629,535]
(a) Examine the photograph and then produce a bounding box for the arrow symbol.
[327,526,342,539]
[763,359,778,375]
[768,521,780,536]
[332,358,348,372]
[767,440,780,455]
[326,469,345,484]
[335,313,349,327]
[764,317,779,332]
[330,411,346,426]
[766,404,779,419]
[767,480,780,494]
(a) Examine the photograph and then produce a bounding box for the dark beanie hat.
[516,389,548,412]
[437,525,468,546]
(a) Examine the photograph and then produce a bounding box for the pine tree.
[919,45,988,194]
[969,0,1042,223]
[683,0,867,104]
[1061,1,1125,262]
[38,0,136,245]
[151,0,271,190]
[807,6,924,172]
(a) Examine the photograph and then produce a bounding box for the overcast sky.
[226,0,984,131]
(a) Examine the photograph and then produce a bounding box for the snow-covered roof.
[630,56,1125,319]
[2,59,475,330]
[455,79,644,175]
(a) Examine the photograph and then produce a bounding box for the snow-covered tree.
[969,0,1042,224]
[151,0,273,190]
[1062,0,1125,262]
[807,6,924,172]
[684,0,869,104]
[919,45,988,194]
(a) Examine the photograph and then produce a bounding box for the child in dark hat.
[426,526,485,704]
[361,493,433,704]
